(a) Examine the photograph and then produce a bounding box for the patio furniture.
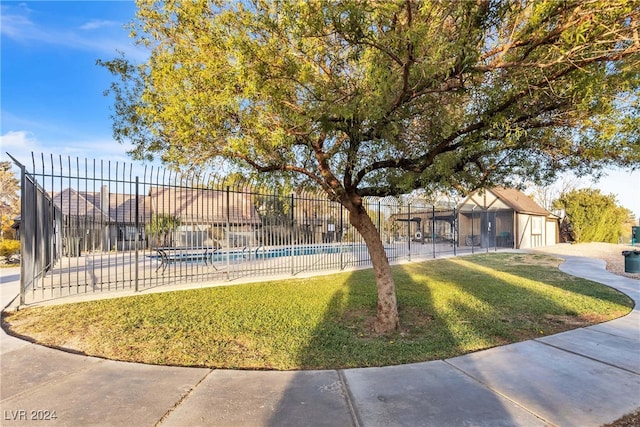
[154,246,219,273]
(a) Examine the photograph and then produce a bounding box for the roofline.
[458,187,552,216]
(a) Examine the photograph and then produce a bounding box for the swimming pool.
[149,243,368,264]
[216,243,367,262]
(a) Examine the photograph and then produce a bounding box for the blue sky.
[1,1,639,217]
[1,1,143,164]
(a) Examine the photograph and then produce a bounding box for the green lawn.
[3,253,633,370]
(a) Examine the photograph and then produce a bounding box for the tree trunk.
[348,203,400,334]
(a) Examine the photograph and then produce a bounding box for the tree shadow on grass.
[294,267,459,370]
[291,254,632,371]
[465,253,632,299]
[455,254,634,316]
[264,269,400,426]
[415,256,633,345]
[267,257,567,426]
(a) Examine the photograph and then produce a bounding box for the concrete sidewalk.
[1,257,638,427]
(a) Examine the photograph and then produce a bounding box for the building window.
[531,216,543,235]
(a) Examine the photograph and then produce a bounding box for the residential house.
[49,184,264,253]
[148,187,261,247]
[52,187,152,253]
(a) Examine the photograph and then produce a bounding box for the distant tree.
[146,214,181,247]
[553,189,630,243]
[621,211,638,243]
[526,179,578,212]
[221,172,296,221]
[0,161,20,240]
[101,1,640,333]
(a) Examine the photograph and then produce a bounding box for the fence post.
[17,161,27,306]
[226,186,230,279]
[407,203,411,262]
[377,200,381,235]
[453,208,457,256]
[471,207,475,254]
[290,193,295,276]
[339,206,344,269]
[486,210,490,254]
[134,176,139,292]
[432,205,436,258]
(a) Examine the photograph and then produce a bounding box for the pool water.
[213,244,366,262]
[149,244,367,264]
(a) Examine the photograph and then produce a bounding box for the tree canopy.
[104,0,640,194]
[102,0,640,333]
[0,161,20,240]
[553,188,632,243]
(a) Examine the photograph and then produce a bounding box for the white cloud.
[1,130,40,152]
[0,6,38,39]
[0,131,134,168]
[79,19,119,31]
[56,139,135,161]
[0,131,42,171]
[1,130,36,147]
[0,4,148,61]
[0,131,163,190]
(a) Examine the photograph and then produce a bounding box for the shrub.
[553,189,630,243]
[0,239,20,259]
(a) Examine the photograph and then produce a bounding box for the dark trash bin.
[622,250,640,273]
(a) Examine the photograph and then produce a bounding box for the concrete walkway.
[1,256,638,427]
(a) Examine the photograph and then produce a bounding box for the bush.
[0,239,20,259]
[553,189,630,243]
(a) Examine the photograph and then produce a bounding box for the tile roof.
[53,188,151,223]
[490,187,551,216]
[52,189,110,221]
[148,187,261,224]
[109,193,152,223]
[458,187,553,216]
[53,186,261,225]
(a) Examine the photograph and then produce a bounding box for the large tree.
[102,0,640,333]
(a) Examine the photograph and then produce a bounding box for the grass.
[2,253,633,370]
[0,262,20,268]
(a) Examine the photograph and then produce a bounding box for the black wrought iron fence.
[12,153,510,305]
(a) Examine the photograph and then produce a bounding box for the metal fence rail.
[13,153,509,305]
